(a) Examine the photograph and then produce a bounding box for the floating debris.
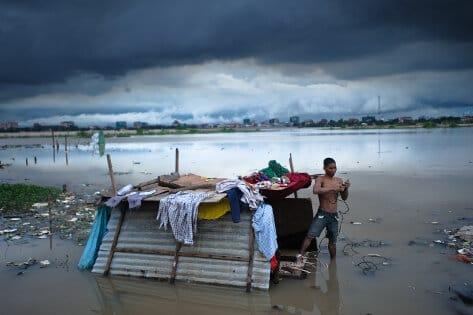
[39,260,50,268]
[350,221,362,225]
[0,228,18,234]
[31,202,49,209]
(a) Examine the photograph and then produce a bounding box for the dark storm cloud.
[1,0,472,94]
[0,103,161,122]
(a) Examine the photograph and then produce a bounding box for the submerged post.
[51,129,55,148]
[289,153,298,198]
[175,148,179,175]
[64,133,68,152]
[48,196,53,250]
[106,154,117,195]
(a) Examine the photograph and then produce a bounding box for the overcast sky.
[1,0,472,126]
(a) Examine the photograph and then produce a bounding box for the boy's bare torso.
[317,175,344,213]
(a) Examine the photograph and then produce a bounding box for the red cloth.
[270,255,279,271]
[260,172,312,199]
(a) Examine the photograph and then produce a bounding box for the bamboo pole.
[175,148,179,175]
[48,196,53,250]
[170,242,183,284]
[106,154,117,195]
[289,153,298,198]
[245,226,255,292]
[103,207,126,276]
[51,129,55,149]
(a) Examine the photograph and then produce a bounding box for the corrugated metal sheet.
[92,207,271,290]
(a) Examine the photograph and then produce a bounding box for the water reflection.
[95,277,273,315]
[93,262,341,315]
[311,262,340,315]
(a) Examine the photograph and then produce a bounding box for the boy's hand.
[343,180,351,190]
[336,182,345,192]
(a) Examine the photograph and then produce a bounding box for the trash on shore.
[32,202,49,209]
[429,224,473,264]
[350,221,363,225]
[455,225,473,242]
[1,187,99,245]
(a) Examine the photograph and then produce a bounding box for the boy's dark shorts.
[307,209,339,243]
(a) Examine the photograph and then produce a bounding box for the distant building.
[461,115,473,123]
[361,116,376,124]
[0,121,19,130]
[319,119,328,126]
[289,116,300,125]
[172,120,181,128]
[303,119,315,127]
[269,118,280,125]
[60,121,75,129]
[398,116,413,123]
[347,118,359,125]
[33,123,42,130]
[243,118,252,125]
[115,121,127,129]
[133,121,148,129]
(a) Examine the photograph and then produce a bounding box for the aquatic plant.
[0,184,61,213]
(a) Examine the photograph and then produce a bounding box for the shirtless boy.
[297,158,350,261]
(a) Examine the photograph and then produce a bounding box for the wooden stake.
[64,133,68,152]
[175,148,179,175]
[51,129,55,149]
[106,154,117,195]
[170,242,183,284]
[289,153,295,173]
[103,207,126,276]
[246,226,255,292]
[48,196,53,250]
[289,153,298,198]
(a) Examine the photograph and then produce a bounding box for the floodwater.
[1,128,472,315]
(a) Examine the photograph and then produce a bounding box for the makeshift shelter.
[86,154,315,291]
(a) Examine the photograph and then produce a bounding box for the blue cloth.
[252,203,278,260]
[226,187,242,223]
[78,205,111,270]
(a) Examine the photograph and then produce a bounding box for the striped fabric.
[156,191,212,245]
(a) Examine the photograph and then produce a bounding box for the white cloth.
[156,191,212,245]
[216,179,263,210]
[117,184,133,196]
[252,203,278,260]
